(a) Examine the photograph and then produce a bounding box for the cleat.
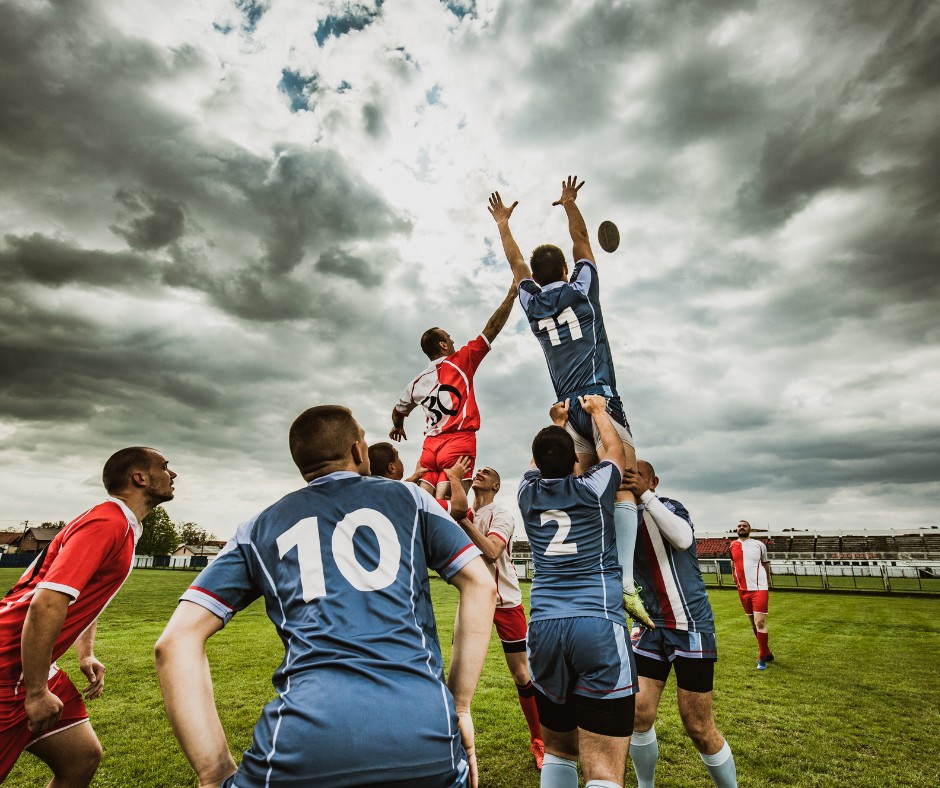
[765,653,774,662]
[757,659,767,670]
[624,584,655,629]
[530,738,544,770]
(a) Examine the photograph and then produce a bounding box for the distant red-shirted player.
[0,447,176,785]
[729,520,774,669]
[390,285,517,497]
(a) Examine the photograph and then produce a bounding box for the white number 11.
[538,307,583,347]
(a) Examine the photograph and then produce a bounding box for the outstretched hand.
[552,175,585,206]
[488,191,518,224]
[389,426,407,442]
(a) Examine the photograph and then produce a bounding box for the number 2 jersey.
[395,335,491,436]
[518,259,619,400]
[180,472,481,788]
[517,460,626,625]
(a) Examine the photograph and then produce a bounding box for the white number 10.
[538,307,583,346]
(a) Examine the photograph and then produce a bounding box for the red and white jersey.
[472,502,521,609]
[730,538,769,592]
[395,335,491,436]
[436,499,474,524]
[0,499,141,689]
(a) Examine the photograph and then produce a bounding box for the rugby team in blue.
[0,177,737,788]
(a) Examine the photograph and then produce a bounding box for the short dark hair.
[530,244,566,286]
[488,467,501,488]
[368,442,397,477]
[532,426,577,479]
[420,327,448,359]
[102,447,157,493]
[289,406,360,477]
[738,520,751,527]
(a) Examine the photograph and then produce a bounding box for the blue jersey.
[518,259,618,400]
[634,496,715,633]
[181,471,480,788]
[517,460,625,624]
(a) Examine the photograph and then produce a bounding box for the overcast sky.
[1,0,938,539]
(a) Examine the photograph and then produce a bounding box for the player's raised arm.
[481,282,518,344]
[155,602,237,788]
[488,191,532,286]
[552,175,594,264]
[580,394,625,472]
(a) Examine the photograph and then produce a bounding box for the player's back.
[518,260,617,399]
[517,461,625,625]
[183,472,478,788]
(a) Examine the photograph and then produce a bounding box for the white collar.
[307,470,361,487]
[540,280,566,292]
[107,496,142,544]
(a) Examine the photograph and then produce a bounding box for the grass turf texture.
[2,569,938,787]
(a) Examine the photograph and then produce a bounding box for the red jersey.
[0,499,141,692]
[395,335,491,436]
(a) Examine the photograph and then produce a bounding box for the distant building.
[171,544,223,558]
[0,532,22,554]
[10,526,65,555]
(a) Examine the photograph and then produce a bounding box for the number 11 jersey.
[180,471,480,788]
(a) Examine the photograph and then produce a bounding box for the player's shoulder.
[65,499,135,536]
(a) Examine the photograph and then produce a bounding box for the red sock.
[516,682,542,742]
[756,631,770,659]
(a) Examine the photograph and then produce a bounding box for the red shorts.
[738,590,769,615]
[419,431,476,487]
[0,670,89,782]
[494,604,528,653]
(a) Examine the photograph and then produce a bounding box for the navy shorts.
[527,616,638,702]
[631,625,718,662]
[564,395,634,455]
[223,758,468,788]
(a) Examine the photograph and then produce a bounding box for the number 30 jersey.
[181,471,480,788]
[395,335,491,436]
[517,460,626,626]
[518,259,618,400]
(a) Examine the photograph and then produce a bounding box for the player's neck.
[738,535,750,541]
[472,489,496,509]
[110,491,149,523]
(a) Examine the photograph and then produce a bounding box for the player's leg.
[629,630,670,788]
[752,593,772,661]
[25,721,102,788]
[0,718,36,784]
[419,437,440,495]
[495,606,543,766]
[674,660,736,788]
[433,432,476,499]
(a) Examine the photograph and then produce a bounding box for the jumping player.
[730,520,773,669]
[390,285,517,498]
[489,178,652,629]
[622,461,737,788]
[156,405,497,788]
[518,395,636,788]
[456,465,544,769]
[1,447,176,786]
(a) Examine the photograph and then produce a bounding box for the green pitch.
[3,569,938,787]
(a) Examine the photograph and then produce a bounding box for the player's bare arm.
[21,587,71,734]
[389,407,407,442]
[445,456,472,521]
[457,516,506,564]
[549,398,570,427]
[481,282,518,344]
[488,191,532,286]
[155,601,237,788]
[552,175,594,264]
[404,460,428,484]
[448,557,498,788]
[580,394,626,471]
[74,619,106,700]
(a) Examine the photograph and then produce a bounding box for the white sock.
[585,782,621,788]
[541,753,578,788]
[630,725,658,788]
[700,741,736,788]
[614,501,638,588]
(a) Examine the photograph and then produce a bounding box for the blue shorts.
[223,762,468,788]
[631,625,718,662]
[527,616,638,702]
[563,395,634,455]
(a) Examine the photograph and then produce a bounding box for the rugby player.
[622,461,737,788]
[156,406,496,788]
[390,285,517,498]
[368,443,471,521]
[457,466,544,769]
[518,394,636,788]
[1,447,176,786]
[489,178,653,629]
[729,520,773,669]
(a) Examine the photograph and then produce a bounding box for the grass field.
[3,568,939,787]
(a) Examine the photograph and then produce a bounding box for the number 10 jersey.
[180,471,480,788]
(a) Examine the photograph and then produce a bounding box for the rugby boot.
[624,584,655,629]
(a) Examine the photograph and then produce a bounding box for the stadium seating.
[695,538,732,557]
[869,536,897,556]
[923,534,940,554]
[789,536,816,554]
[767,537,790,555]
[815,536,840,553]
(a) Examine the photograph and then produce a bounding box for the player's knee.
[510,663,530,685]
[681,715,714,750]
[73,739,103,780]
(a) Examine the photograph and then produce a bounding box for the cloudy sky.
[1,0,938,539]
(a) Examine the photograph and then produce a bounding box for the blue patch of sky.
[441,1,475,20]
[315,1,385,47]
[213,22,233,35]
[235,0,268,33]
[337,81,352,93]
[481,238,499,268]
[425,85,442,105]
[279,69,319,112]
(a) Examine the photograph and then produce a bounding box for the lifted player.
[157,406,496,788]
[489,178,652,629]
[456,466,544,769]
[518,395,636,788]
[730,520,773,669]
[1,447,176,786]
[390,285,517,498]
[621,461,737,788]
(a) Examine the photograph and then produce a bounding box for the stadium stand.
[789,535,816,554]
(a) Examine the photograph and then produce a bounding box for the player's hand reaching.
[552,175,585,207]
[445,456,472,483]
[80,655,107,700]
[487,191,518,225]
[550,398,570,427]
[389,425,407,442]
[456,710,478,788]
[25,686,64,734]
[619,467,649,498]
[578,393,608,416]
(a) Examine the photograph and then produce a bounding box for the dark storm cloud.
[315,247,383,288]
[111,193,186,251]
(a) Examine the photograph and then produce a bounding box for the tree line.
[135,507,218,556]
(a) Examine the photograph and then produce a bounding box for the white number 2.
[277,508,402,602]
[542,509,578,555]
[538,307,583,347]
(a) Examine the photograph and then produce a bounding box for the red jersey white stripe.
[730,538,769,591]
